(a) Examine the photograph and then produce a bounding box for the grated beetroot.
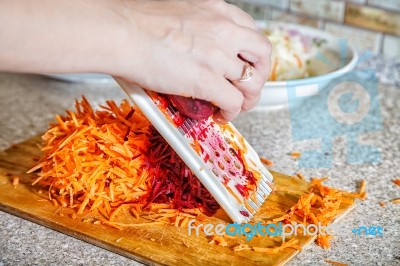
[145,127,220,215]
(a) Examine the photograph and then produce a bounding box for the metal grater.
[116,79,274,223]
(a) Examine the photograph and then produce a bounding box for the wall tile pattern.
[226,0,400,57]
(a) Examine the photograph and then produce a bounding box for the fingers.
[232,27,271,65]
[126,0,271,122]
[194,74,244,121]
[224,58,265,111]
[196,65,264,121]
[212,21,271,83]
[232,65,264,111]
[190,1,271,115]
[209,0,256,30]
[210,1,271,72]
[202,0,270,63]
[225,3,257,30]
[223,56,249,81]
[187,33,268,120]
[190,13,271,120]
[217,4,271,115]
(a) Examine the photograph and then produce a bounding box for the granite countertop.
[0,56,399,265]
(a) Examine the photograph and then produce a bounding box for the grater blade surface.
[117,79,274,223]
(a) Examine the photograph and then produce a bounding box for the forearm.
[0,0,129,74]
[0,0,271,121]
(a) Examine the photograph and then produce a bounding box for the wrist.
[82,0,137,78]
[101,0,146,81]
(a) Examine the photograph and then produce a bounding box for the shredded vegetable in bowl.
[264,28,327,81]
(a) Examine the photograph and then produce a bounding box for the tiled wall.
[226,0,400,57]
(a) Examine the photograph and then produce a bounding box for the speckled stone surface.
[0,67,399,265]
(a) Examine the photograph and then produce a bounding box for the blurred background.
[227,0,400,85]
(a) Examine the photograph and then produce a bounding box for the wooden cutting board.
[0,136,356,266]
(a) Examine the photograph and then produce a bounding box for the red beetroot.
[167,95,216,120]
[146,126,220,215]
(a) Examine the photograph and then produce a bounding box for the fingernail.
[213,112,228,124]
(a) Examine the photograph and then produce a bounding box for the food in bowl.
[255,21,358,107]
[263,28,328,81]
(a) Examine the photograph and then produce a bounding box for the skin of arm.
[0,0,129,74]
[0,0,271,121]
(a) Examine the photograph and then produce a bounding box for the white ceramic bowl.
[256,21,358,108]
[45,73,114,84]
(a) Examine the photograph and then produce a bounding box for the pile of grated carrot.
[28,97,211,227]
[264,177,366,249]
[28,97,362,253]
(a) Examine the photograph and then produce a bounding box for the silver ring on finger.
[236,62,253,82]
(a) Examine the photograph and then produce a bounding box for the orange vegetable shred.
[29,97,216,227]
[269,178,361,249]
[324,259,349,266]
[28,97,359,254]
[392,179,400,186]
[290,151,302,159]
[12,176,19,186]
[390,198,400,204]
[260,157,274,166]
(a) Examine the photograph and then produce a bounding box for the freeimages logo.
[188,220,336,241]
[352,225,384,236]
[188,220,384,240]
[287,40,382,168]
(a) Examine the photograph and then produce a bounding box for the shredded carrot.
[232,243,252,252]
[324,259,349,266]
[29,97,211,228]
[109,204,126,221]
[379,201,385,208]
[290,151,301,159]
[392,179,400,186]
[55,196,67,207]
[294,53,303,68]
[296,172,305,180]
[51,199,59,207]
[101,221,123,230]
[208,235,228,247]
[270,58,279,81]
[182,240,190,247]
[28,97,358,255]
[130,207,140,219]
[12,176,19,186]
[260,157,274,166]
[272,214,289,222]
[37,199,50,202]
[264,178,359,249]
[316,234,334,249]
[180,217,189,227]
[358,180,367,200]
[390,198,400,204]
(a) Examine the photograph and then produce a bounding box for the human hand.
[0,0,270,122]
[113,0,271,121]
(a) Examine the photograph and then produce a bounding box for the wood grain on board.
[0,136,356,266]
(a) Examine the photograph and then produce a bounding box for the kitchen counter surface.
[0,63,399,265]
